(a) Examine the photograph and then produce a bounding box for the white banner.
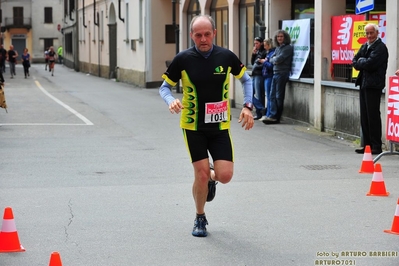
[282,19,311,79]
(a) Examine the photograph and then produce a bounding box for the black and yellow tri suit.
[162,45,247,131]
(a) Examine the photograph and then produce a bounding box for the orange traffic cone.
[49,251,63,266]
[0,207,25,252]
[384,198,399,235]
[359,145,374,174]
[366,163,389,196]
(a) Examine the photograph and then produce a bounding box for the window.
[187,0,201,48]
[13,7,23,26]
[44,7,53,23]
[239,0,265,68]
[165,25,176,43]
[69,0,75,12]
[65,32,73,54]
[211,0,229,48]
[44,38,53,52]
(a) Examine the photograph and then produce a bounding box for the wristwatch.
[243,103,253,111]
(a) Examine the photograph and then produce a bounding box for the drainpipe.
[75,0,79,72]
[171,0,179,55]
[118,0,125,23]
[93,1,100,77]
[82,0,87,28]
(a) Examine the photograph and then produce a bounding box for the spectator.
[263,30,293,124]
[259,38,276,121]
[352,23,388,155]
[57,45,63,64]
[251,37,267,119]
[0,45,6,73]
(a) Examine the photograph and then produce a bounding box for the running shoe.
[192,215,208,237]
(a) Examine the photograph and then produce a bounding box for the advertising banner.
[282,19,311,80]
[331,15,365,64]
[386,76,399,143]
[369,12,386,43]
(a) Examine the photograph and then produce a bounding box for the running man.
[159,15,254,237]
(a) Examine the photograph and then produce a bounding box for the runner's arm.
[159,80,176,106]
[239,72,253,105]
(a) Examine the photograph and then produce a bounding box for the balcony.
[4,17,32,30]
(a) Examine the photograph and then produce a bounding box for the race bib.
[205,100,228,123]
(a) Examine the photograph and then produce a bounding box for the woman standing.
[21,48,31,78]
[262,30,293,124]
[259,38,276,121]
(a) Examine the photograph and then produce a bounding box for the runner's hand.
[238,108,254,130]
[169,99,184,114]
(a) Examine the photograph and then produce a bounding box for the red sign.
[331,15,365,64]
[369,12,386,43]
[57,24,61,31]
[386,76,399,142]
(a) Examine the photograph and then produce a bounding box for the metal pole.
[171,0,179,55]
[171,0,180,93]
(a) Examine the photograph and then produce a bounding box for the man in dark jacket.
[352,23,388,155]
[0,45,6,73]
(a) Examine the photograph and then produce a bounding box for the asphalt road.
[0,63,399,266]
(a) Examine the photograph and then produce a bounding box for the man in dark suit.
[352,23,389,155]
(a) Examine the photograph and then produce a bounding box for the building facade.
[1,0,63,62]
[63,0,398,143]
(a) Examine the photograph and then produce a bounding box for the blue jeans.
[268,72,290,121]
[253,75,265,106]
[252,96,264,117]
[264,77,272,117]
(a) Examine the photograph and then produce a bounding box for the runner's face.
[190,19,216,53]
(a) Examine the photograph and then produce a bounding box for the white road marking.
[34,80,94,125]
[0,80,94,126]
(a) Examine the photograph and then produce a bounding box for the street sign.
[355,0,374,15]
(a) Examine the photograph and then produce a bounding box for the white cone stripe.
[363,153,373,161]
[1,220,17,232]
[372,172,384,182]
[395,205,399,216]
